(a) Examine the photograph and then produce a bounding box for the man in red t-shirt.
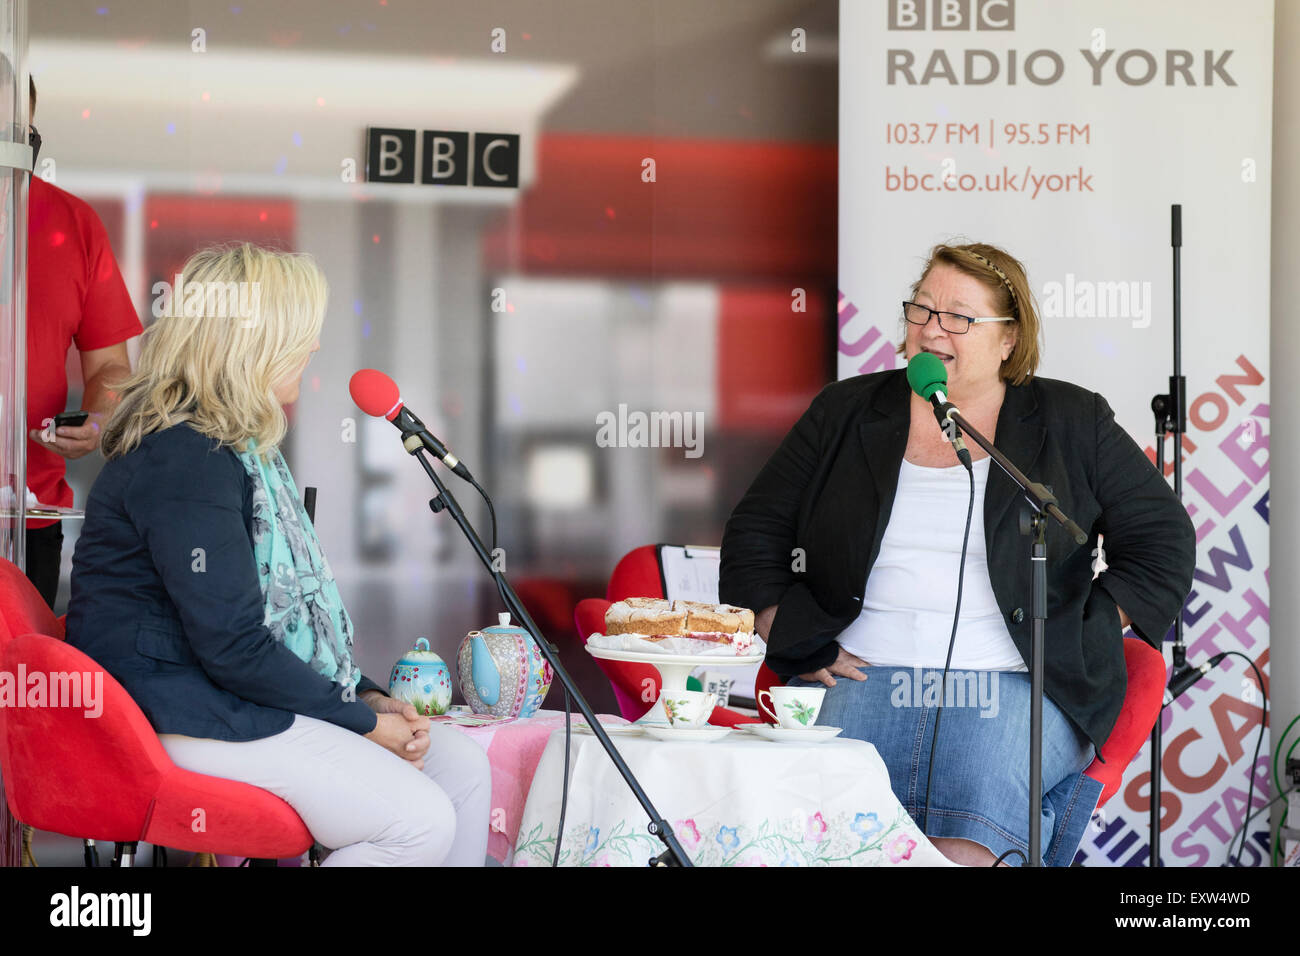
[25,78,141,609]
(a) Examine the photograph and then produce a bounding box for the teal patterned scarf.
[237,443,361,689]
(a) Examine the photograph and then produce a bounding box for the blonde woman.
[66,244,491,866]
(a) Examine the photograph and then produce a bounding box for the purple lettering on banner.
[1217,588,1268,649]
[1219,404,1269,482]
[857,343,899,374]
[1091,814,1126,849]
[1254,490,1269,524]
[1184,502,1217,543]
[841,323,881,357]
[1182,589,1213,628]
[1192,525,1252,592]
[1170,830,1211,867]
[1186,468,1253,517]
[1106,827,1140,863]
[1176,623,1227,712]
[1188,800,1233,843]
[1122,842,1152,868]
[837,290,899,372]
[1222,762,1271,835]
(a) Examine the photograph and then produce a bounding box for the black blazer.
[719,369,1196,758]
[66,424,385,742]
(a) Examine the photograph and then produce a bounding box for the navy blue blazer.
[66,424,383,741]
[720,370,1197,758]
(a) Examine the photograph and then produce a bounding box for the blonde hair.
[897,241,1042,385]
[102,243,327,460]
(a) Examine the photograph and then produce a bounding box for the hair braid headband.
[967,251,1019,316]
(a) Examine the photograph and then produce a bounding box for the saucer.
[572,721,645,736]
[644,725,733,743]
[741,724,842,743]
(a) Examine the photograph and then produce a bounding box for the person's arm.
[719,386,844,673]
[1089,393,1196,646]
[80,342,133,415]
[30,343,135,460]
[128,433,378,735]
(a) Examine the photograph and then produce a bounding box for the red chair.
[753,637,1168,807]
[0,557,313,866]
[573,545,757,727]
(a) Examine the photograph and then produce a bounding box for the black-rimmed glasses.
[902,301,1015,335]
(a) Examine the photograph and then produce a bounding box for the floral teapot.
[388,638,453,716]
[457,613,553,719]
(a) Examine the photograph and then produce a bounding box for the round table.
[512,727,958,867]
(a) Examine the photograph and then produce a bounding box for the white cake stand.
[585,645,766,726]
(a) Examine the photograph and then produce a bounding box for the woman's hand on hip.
[798,647,869,688]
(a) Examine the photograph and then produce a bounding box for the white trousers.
[158,714,492,866]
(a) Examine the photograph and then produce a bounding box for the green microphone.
[906,352,971,469]
[906,351,948,403]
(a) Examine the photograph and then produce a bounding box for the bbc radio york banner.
[839,0,1273,865]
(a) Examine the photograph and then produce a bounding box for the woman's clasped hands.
[361,690,432,770]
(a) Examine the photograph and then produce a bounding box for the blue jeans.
[787,667,1104,866]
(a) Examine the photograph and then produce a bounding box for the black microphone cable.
[1223,650,1268,866]
[920,456,976,846]
[1162,648,1269,866]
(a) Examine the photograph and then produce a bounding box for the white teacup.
[758,686,826,729]
[659,689,717,728]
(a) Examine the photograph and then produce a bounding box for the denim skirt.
[786,667,1104,866]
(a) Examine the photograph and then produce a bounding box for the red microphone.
[348,368,472,480]
[349,368,405,421]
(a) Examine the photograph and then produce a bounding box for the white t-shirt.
[835,456,1028,671]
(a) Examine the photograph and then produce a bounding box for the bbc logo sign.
[889,0,1015,30]
[366,128,520,188]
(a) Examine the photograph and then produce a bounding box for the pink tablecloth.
[444,710,623,865]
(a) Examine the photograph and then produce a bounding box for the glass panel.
[0,0,27,875]
[32,1,837,727]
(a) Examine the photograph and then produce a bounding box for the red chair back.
[0,556,63,645]
[605,545,665,602]
[0,631,313,856]
[0,633,169,838]
[1087,637,1166,805]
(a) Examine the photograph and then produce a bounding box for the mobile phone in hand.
[53,410,89,428]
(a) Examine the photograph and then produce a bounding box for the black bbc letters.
[887,0,1015,30]
[366,127,519,188]
[470,133,519,188]
[421,131,469,186]
[366,127,417,184]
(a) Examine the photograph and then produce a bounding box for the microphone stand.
[397,430,692,867]
[1148,204,1189,867]
[940,406,1087,867]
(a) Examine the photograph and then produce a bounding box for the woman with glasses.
[720,242,1195,867]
